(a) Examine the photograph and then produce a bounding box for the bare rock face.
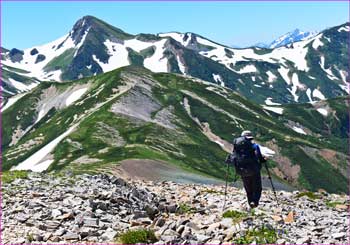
[2,172,349,244]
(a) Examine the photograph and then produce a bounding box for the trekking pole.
[223,155,230,211]
[264,161,279,205]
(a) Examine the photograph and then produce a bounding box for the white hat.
[241,130,254,139]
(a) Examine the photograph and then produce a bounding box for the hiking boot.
[249,202,257,208]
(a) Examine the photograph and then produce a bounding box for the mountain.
[3,66,349,193]
[268,28,318,49]
[1,16,349,106]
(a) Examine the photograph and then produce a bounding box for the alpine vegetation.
[2,15,349,245]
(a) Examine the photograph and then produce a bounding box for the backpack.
[231,136,259,177]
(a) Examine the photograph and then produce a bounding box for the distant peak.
[72,15,100,32]
[69,15,133,44]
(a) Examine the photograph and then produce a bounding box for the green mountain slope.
[3,66,349,193]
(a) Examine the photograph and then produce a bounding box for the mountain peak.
[269,28,318,48]
[70,16,96,43]
[70,15,133,44]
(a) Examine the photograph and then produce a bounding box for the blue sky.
[2,1,349,49]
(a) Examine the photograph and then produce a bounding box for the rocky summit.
[2,172,349,244]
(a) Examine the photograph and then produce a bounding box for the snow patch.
[338,26,350,32]
[306,88,315,103]
[176,55,186,75]
[214,140,225,147]
[278,66,290,85]
[339,70,348,84]
[125,38,154,52]
[196,36,221,49]
[8,78,38,92]
[312,34,324,49]
[236,64,257,74]
[265,97,281,105]
[1,93,27,112]
[319,56,337,80]
[339,84,350,94]
[266,71,277,83]
[35,106,46,124]
[12,124,77,172]
[287,73,304,102]
[66,88,88,106]
[263,106,283,115]
[312,89,326,100]
[317,108,328,116]
[212,74,224,87]
[292,126,307,135]
[158,32,192,47]
[93,39,130,72]
[144,39,168,72]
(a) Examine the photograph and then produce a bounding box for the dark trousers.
[241,172,262,206]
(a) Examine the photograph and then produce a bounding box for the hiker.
[227,130,267,208]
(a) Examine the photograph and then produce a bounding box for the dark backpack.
[231,136,259,177]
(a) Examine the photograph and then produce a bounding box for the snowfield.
[312,89,326,100]
[65,87,88,106]
[1,93,27,112]
[263,106,284,115]
[144,39,169,72]
[12,124,77,172]
[8,78,38,92]
[236,65,257,74]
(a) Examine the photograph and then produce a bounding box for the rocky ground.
[2,172,349,244]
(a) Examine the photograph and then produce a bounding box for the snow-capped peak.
[269,28,318,49]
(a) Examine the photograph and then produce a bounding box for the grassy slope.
[3,66,348,193]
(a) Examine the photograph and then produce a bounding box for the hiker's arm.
[256,145,266,163]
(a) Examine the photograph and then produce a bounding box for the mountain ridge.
[3,66,349,193]
[2,16,349,106]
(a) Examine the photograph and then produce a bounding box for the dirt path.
[114,159,295,191]
[115,159,224,185]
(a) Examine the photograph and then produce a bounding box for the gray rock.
[83,218,99,228]
[276,238,286,244]
[16,214,29,223]
[51,209,62,218]
[186,222,200,231]
[176,225,185,235]
[206,222,221,234]
[53,228,66,236]
[45,221,60,230]
[295,237,311,244]
[101,228,118,241]
[62,232,80,240]
[220,218,233,229]
[166,204,178,213]
[196,234,211,243]
[332,232,346,239]
[155,217,166,227]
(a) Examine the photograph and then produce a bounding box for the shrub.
[233,225,278,244]
[2,171,28,184]
[117,229,157,244]
[222,210,247,223]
